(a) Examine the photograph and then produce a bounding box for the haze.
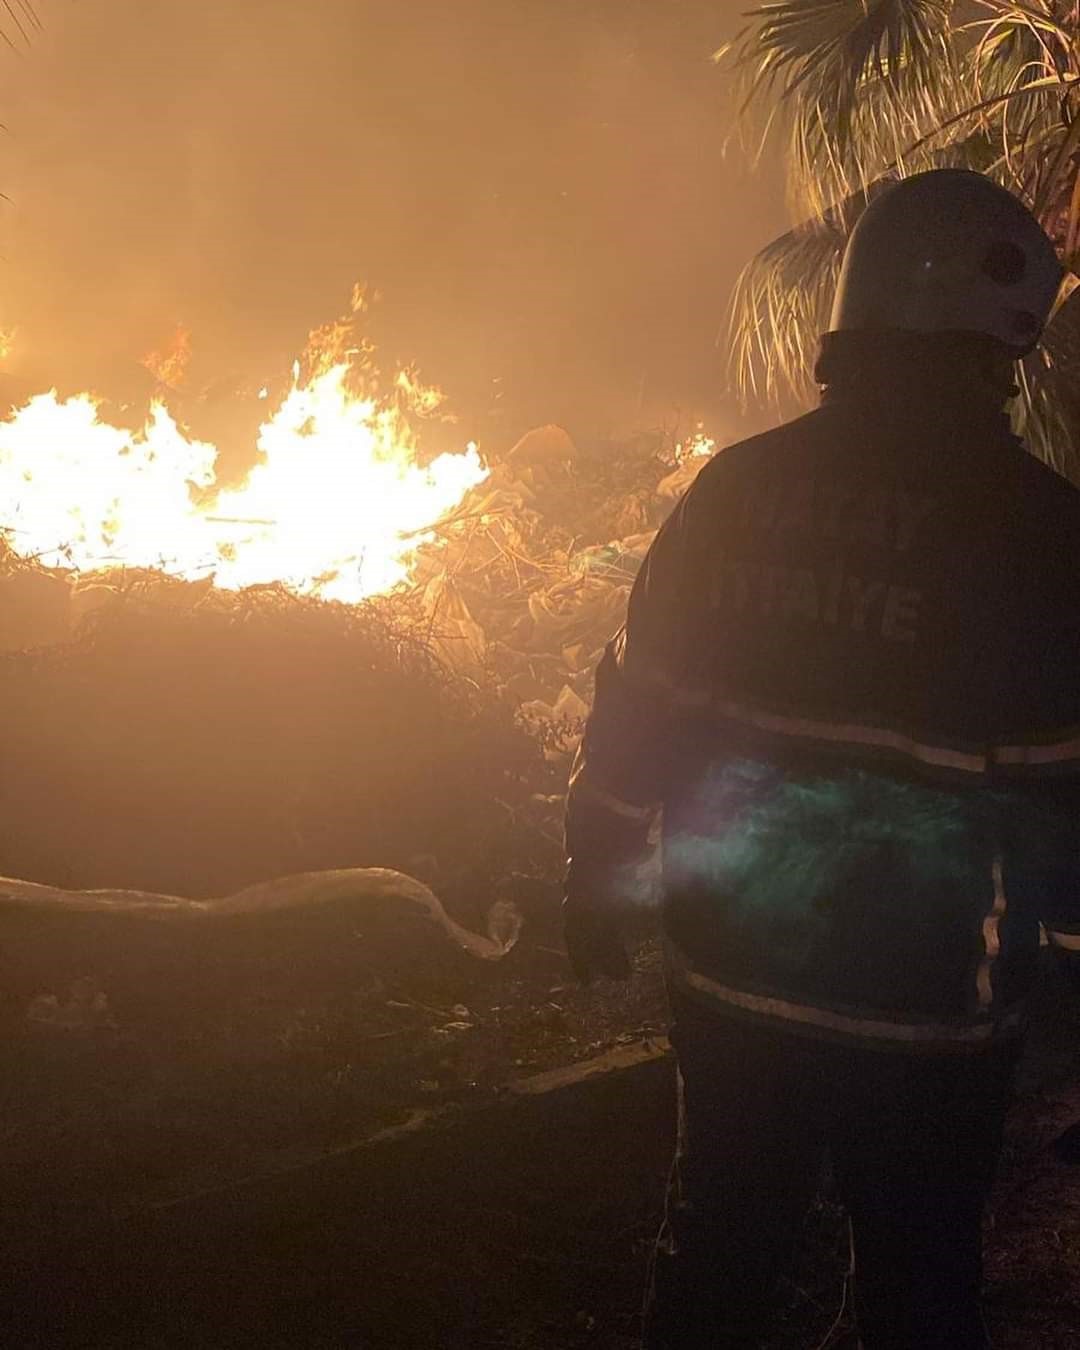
[0,0,785,453]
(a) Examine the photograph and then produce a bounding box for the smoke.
[0,0,784,442]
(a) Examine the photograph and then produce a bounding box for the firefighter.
[563,169,1080,1349]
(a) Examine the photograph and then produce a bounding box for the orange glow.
[675,428,716,460]
[210,358,485,600]
[0,307,488,603]
[141,324,193,389]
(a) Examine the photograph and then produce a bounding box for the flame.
[675,428,716,461]
[0,304,488,603]
[0,393,217,572]
[210,361,485,600]
[141,324,193,390]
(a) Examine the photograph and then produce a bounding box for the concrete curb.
[142,1036,673,1214]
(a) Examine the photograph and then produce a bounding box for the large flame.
[0,310,487,602]
[0,394,218,575]
[210,363,485,600]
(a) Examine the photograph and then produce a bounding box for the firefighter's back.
[659,372,1080,1041]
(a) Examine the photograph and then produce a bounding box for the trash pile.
[411,422,715,757]
[0,417,698,1225]
[0,419,716,901]
[0,419,716,756]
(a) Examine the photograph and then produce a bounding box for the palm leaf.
[1014,284,1080,479]
[728,203,851,405]
[717,0,959,216]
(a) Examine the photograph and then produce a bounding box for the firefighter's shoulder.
[677,408,832,534]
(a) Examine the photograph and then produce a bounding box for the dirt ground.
[1,906,1079,1348]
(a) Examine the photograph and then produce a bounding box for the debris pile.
[0,426,692,1218]
[411,422,714,755]
[0,421,715,902]
[0,573,551,907]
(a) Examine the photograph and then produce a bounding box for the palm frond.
[959,8,1079,218]
[1013,285,1080,479]
[717,0,959,216]
[728,208,849,405]
[967,3,1077,68]
[1014,355,1077,478]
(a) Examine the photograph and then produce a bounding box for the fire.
[210,361,485,600]
[141,324,193,390]
[675,428,716,460]
[0,394,217,573]
[0,305,488,603]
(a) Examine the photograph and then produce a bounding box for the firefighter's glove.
[563,896,631,985]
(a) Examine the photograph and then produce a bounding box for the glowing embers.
[0,307,488,603]
[675,429,716,460]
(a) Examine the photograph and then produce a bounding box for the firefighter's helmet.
[829,169,1063,353]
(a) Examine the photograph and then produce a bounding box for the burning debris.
[0,295,712,1084]
[0,410,712,940]
[412,421,714,750]
[0,291,489,601]
[0,291,718,750]
[0,323,697,1201]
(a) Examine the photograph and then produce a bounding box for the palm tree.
[720,1,1080,475]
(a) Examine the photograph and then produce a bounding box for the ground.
[1,904,1079,1348]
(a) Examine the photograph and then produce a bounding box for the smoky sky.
[0,0,786,447]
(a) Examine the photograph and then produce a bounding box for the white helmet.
[829,169,1063,353]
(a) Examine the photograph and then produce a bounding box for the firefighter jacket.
[565,342,1080,1050]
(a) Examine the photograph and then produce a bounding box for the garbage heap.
[410,423,713,758]
[0,422,713,897]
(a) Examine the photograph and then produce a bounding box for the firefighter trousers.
[643,989,1020,1349]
